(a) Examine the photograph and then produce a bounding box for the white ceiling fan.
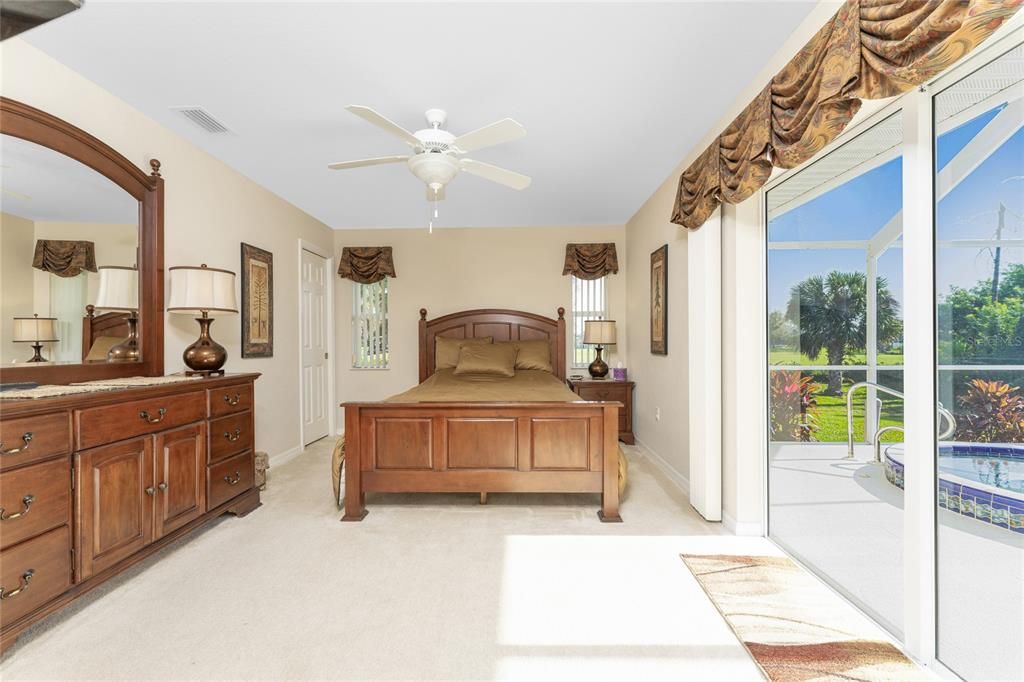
[328,106,530,204]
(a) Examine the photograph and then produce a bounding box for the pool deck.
[769,442,1024,682]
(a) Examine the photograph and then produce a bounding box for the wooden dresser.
[0,374,259,653]
[567,378,635,444]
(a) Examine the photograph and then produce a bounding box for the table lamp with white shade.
[167,264,237,376]
[583,319,616,379]
[12,314,58,363]
[95,265,140,361]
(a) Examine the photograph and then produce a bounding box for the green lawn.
[815,390,904,443]
[769,349,904,366]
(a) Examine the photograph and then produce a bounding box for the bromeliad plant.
[769,371,823,442]
[955,379,1024,443]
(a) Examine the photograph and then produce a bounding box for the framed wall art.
[650,244,667,355]
[241,242,273,358]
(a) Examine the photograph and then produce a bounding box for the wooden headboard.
[419,307,566,382]
[82,304,131,361]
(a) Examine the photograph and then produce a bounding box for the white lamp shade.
[13,315,58,342]
[167,264,238,314]
[583,319,616,345]
[95,266,139,311]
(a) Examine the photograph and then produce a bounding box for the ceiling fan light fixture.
[407,153,460,190]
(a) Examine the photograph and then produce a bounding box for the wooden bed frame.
[341,307,623,522]
[81,304,132,361]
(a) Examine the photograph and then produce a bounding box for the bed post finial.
[557,307,565,320]
[420,308,428,320]
[86,304,95,318]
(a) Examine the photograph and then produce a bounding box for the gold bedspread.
[385,368,581,403]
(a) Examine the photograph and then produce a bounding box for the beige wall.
[1,40,334,459]
[333,225,627,417]
[0,212,35,365]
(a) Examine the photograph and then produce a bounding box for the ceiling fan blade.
[427,185,446,201]
[345,105,421,148]
[460,159,531,190]
[452,118,526,153]
[327,156,409,170]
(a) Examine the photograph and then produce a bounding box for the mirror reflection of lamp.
[167,264,237,376]
[94,265,140,361]
[12,313,58,363]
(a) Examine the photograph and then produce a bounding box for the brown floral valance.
[562,243,619,280]
[337,246,396,284]
[672,0,1022,230]
[31,239,97,278]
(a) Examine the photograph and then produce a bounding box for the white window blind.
[570,275,607,367]
[352,278,389,369]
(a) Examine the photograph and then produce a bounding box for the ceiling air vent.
[170,106,231,134]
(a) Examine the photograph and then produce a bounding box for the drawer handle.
[0,495,35,521]
[0,569,34,600]
[223,471,242,486]
[139,407,167,424]
[223,393,242,406]
[224,428,242,442]
[0,432,33,455]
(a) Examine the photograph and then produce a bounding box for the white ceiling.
[0,134,139,223]
[24,1,817,230]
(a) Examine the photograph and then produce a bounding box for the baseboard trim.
[270,445,303,467]
[634,436,690,496]
[723,512,763,537]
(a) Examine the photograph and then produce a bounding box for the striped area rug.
[681,554,930,681]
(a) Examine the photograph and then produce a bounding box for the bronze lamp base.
[588,345,609,379]
[183,313,227,375]
[107,315,141,362]
[26,343,46,363]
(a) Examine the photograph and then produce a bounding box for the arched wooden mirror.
[0,97,164,385]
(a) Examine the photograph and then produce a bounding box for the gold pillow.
[453,341,518,378]
[495,339,553,373]
[85,336,123,362]
[435,336,493,369]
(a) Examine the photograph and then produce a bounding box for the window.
[570,275,607,367]
[351,278,389,369]
[49,273,86,362]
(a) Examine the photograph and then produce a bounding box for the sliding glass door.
[765,31,1023,678]
[932,43,1024,682]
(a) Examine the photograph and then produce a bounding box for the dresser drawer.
[0,525,71,628]
[0,412,70,472]
[207,450,254,510]
[208,383,253,418]
[208,412,253,463]
[75,391,206,450]
[0,458,71,551]
[576,385,628,403]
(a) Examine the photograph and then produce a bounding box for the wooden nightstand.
[567,377,635,444]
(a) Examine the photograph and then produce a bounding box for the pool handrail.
[845,381,957,458]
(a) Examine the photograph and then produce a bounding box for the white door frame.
[297,238,335,450]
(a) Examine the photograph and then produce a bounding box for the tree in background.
[786,271,902,395]
[939,263,1024,364]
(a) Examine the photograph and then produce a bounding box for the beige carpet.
[681,554,929,682]
[0,440,864,680]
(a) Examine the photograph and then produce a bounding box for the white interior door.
[301,249,329,445]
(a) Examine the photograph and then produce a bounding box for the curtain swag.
[562,243,619,280]
[31,239,97,278]
[672,0,1022,230]
[337,246,396,284]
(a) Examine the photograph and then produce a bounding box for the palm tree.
[786,271,902,395]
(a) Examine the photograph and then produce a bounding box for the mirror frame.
[0,97,164,384]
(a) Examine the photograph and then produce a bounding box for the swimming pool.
[884,443,1024,534]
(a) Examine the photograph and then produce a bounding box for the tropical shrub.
[955,379,1024,443]
[769,371,823,442]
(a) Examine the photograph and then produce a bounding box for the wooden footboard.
[341,401,622,522]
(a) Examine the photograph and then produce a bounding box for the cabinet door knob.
[0,495,35,521]
[139,408,167,424]
[224,428,242,442]
[145,486,156,496]
[0,432,33,455]
[223,471,242,486]
[0,569,34,600]
[223,393,241,406]
[157,482,168,492]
